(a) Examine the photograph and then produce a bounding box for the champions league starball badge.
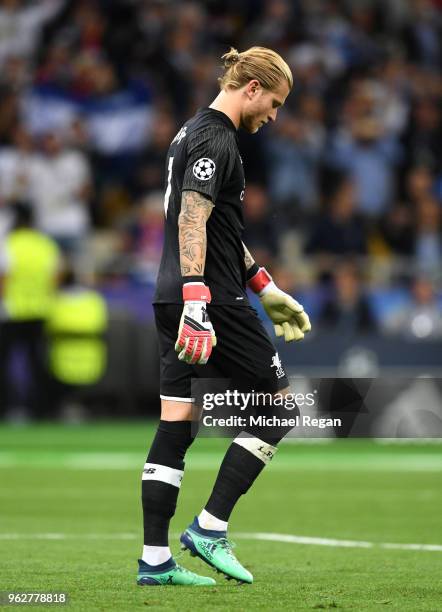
[193,158,216,181]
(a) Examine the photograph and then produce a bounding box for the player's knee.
[161,399,194,421]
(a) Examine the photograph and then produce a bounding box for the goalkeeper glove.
[248,267,311,342]
[175,282,217,364]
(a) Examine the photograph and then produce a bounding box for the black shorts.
[154,304,289,401]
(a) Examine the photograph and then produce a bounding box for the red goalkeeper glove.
[175,282,217,364]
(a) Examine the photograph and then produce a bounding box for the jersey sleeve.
[182,126,235,203]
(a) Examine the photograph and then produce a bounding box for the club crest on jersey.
[193,158,216,181]
[271,352,285,379]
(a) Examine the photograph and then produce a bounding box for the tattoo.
[179,190,214,276]
[242,242,255,271]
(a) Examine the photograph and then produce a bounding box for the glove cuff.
[182,282,212,303]
[247,267,272,295]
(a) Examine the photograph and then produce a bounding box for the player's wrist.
[182,275,205,285]
[182,279,212,303]
[247,266,273,296]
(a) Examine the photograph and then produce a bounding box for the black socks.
[142,420,195,546]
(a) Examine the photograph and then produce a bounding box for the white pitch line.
[0,532,441,552]
[233,532,442,552]
[0,533,138,540]
[234,533,374,548]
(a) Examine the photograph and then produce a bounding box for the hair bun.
[222,47,240,68]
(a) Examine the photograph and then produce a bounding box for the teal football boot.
[137,557,216,586]
[180,517,253,584]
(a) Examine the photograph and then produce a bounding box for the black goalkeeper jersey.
[153,107,249,306]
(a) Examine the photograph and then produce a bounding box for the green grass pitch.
[0,424,441,610]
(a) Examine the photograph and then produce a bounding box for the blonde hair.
[219,46,293,91]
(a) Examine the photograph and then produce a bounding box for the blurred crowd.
[0,0,441,339]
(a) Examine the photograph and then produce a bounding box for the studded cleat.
[137,557,216,586]
[180,517,253,584]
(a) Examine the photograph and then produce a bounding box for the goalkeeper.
[138,46,311,587]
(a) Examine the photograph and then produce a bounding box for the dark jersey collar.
[197,107,237,133]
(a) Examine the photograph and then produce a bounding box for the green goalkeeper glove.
[248,267,311,342]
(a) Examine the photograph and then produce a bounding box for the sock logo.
[258,446,275,461]
[142,463,184,488]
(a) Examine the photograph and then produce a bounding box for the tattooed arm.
[178,190,214,276]
[242,242,256,271]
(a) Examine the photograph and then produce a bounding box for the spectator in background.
[23,51,153,175]
[0,124,35,237]
[190,55,221,113]
[305,177,367,260]
[0,0,65,69]
[78,55,152,160]
[383,276,442,339]
[242,183,279,269]
[286,44,328,101]
[134,109,177,197]
[0,202,60,421]
[30,130,92,263]
[374,55,410,139]
[378,202,415,257]
[0,86,20,145]
[397,164,441,276]
[402,0,441,70]
[120,192,165,284]
[342,2,381,69]
[0,54,30,90]
[147,2,205,121]
[406,165,436,204]
[414,195,441,276]
[35,39,74,89]
[402,97,441,170]
[243,0,297,49]
[319,262,377,334]
[57,0,106,55]
[327,80,402,216]
[265,107,323,215]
